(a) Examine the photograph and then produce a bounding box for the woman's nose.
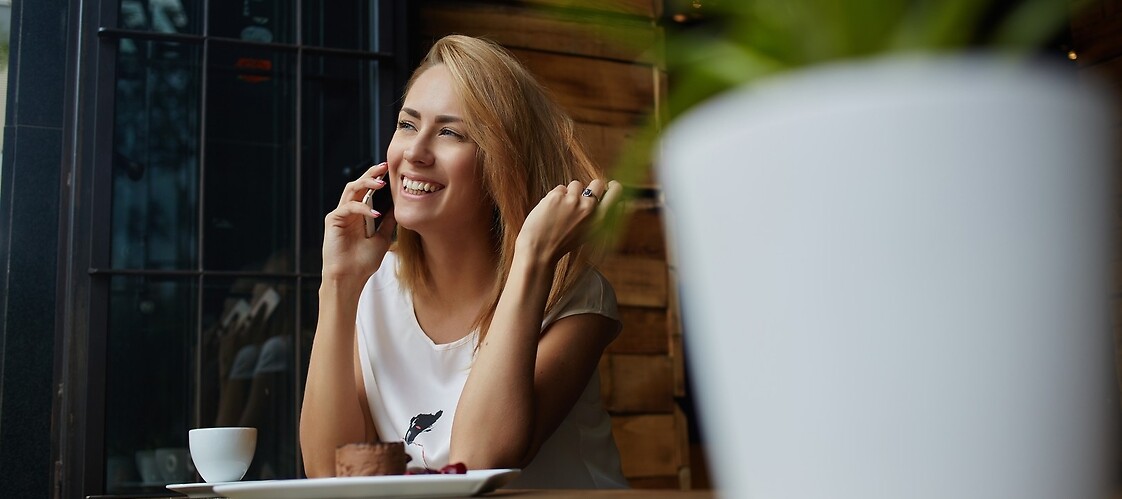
[403,136,433,165]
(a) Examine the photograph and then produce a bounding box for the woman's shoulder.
[576,266,616,304]
[357,251,413,330]
[543,265,620,326]
[361,251,402,296]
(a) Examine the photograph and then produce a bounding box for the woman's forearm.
[300,280,369,477]
[449,252,555,469]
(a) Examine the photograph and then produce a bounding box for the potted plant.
[646,2,1117,498]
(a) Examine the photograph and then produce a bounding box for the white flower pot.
[659,56,1116,499]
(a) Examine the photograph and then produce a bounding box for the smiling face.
[386,65,492,239]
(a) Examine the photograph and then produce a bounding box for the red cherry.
[440,462,467,474]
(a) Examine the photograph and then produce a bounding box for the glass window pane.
[200,274,298,480]
[300,55,382,274]
[204,43,295,271]
[111,38,201,270]
[104,276,198,494]
[118,0,204,35]
[303,0,383,51]
[209,0,295,45]
[100,1,403,491]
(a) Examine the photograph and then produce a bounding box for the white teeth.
[402,177,444,193]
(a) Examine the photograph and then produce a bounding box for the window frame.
[54,1,417,496]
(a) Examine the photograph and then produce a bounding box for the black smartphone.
[363,171,394,237]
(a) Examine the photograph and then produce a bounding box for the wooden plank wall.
[1070,1,1122,405]
[417,0,693,489]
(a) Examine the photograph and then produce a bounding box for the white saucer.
[167,480,248,498]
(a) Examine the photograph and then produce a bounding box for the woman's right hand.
[321,162,396,281]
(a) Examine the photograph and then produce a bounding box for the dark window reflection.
[118,0,203,35]
[210,0,294,44]
[300,55,382,273]
[105,276,197,494]
[200,266,297,480]
[204,43,295,271]
[112,39,201,270]
[100,0,399,491]
[304,0,383,51]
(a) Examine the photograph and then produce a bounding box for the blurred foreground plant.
[662,0,1073,120]
[609,0,1075,188]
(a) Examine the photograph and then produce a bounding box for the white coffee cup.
[188,427,257,483]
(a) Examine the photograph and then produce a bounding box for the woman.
[300,35,627,489]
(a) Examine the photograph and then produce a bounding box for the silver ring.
[581,188,599,202]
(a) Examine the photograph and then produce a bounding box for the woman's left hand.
[517,179,623,265]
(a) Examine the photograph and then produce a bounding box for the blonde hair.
[394,35,601,344]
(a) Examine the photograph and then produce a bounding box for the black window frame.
[51,1,417,497]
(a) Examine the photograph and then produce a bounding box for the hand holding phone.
[363,170,393,238]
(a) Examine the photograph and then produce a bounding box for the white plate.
[211,469,520,499]
[166,481,242,498]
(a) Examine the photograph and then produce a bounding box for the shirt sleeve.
[541,267,621,328]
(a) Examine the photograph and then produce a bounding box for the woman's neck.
[415,228,498,308]
[407,229,499,344]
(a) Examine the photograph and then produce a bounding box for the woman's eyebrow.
[400,107,463,124]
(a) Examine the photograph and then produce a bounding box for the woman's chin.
[391,214,432,234]
[389,209,421,230]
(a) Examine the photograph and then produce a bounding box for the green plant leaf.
[607,0,1076,201]
[990,0,1070,51]
[890,0,990,51]
[665,32,785,118]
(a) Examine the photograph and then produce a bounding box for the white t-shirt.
[355,251,628,488]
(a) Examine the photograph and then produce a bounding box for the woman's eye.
[396,120,415,131]
[439,128,464,139]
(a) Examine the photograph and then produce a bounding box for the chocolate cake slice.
[335,441,410,477]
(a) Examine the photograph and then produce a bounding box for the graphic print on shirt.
[405,410,443,468]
